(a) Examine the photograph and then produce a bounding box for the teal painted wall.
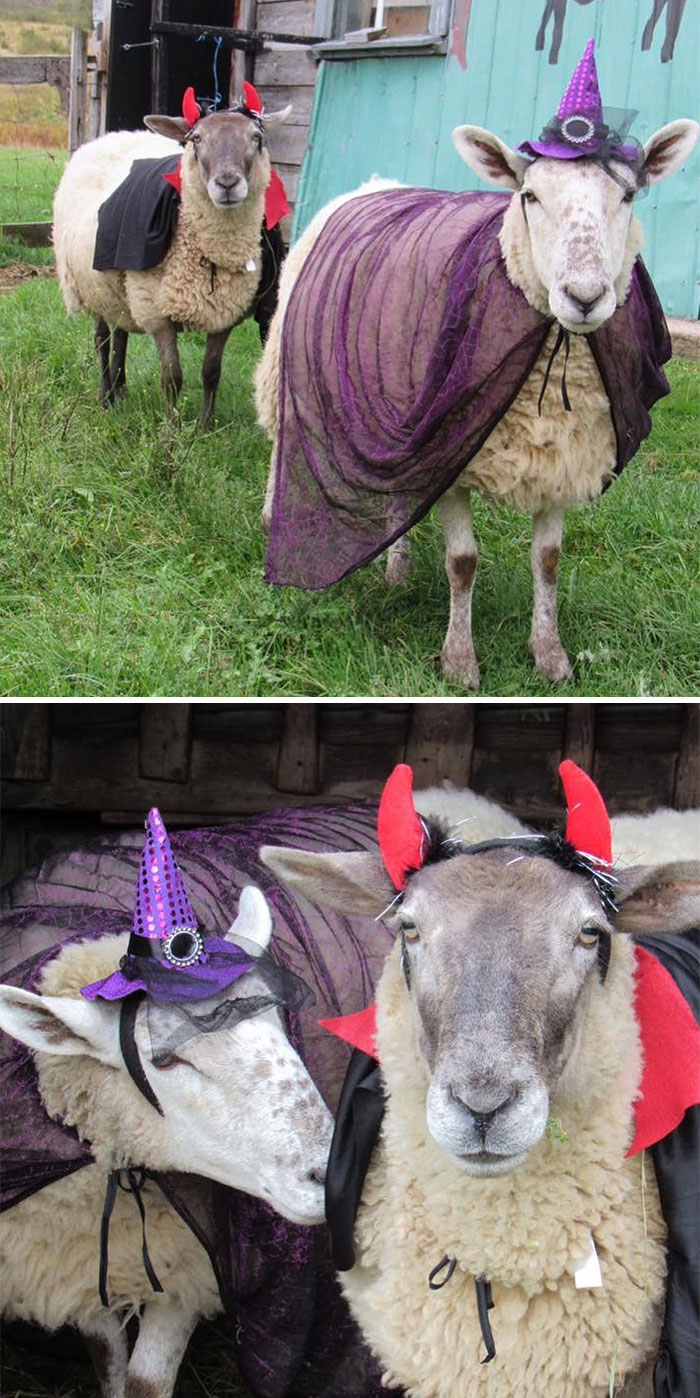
[294,0,699,317]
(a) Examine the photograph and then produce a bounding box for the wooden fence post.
[68,26,87,152]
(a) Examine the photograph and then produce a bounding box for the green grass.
[0,145,66,221]
[1,270,698,698]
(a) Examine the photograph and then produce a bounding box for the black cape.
[92,155,285,342]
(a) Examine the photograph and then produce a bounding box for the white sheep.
[255,116,698,688]
[0,886,333,1398]
[53,91,290,426]
[262,771,700,1398]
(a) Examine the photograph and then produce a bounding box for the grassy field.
[0,143,65,219]
[1,264,698,699]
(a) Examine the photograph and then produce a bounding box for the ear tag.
[574,1235,603,1290]
[246,257,257,272]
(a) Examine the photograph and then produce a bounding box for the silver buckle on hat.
[560,114,596,145]
[163,926,204,967]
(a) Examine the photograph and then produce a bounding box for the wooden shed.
[2,701,697,886]
[294,0,700,318]
[89,0,323,222]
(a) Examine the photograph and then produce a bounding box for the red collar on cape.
[162,162,289,230]
[320,944,700,1157]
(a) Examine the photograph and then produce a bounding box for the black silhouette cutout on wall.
[641,0,687,63]
[535,0,688,64]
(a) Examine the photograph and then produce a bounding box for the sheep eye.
[522,189,539,204]
[622,188,636,204]
[401,920,420,943]
[578,926,601,949]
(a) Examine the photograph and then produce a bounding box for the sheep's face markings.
[131,983,331,1223]
[188,112,269,209]
[519,158,638,333]
[387,853,610,1176]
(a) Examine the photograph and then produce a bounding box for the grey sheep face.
[384,852,612,1176]
[144,104,290,210]
[185,112,270,209]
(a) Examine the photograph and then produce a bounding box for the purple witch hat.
[519,38,639,164]
[81,808,258,1004]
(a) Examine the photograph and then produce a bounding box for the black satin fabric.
[325,1049,385,1272]
[93,156,182,271]
[325,933,699,1397]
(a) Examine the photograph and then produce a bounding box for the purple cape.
[1,805,392,1398]
[265,187,671,590]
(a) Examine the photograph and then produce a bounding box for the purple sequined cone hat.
[519,38,639,164]
[81,808,257,1003]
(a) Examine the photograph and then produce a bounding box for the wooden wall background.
[2,702,697,886]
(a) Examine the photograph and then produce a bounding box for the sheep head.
[144,91,291,210]
[452,119,698,333]
[262,773,699,1180]
[0,887,331,1225]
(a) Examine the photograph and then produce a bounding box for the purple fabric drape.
[265,186,671,590]
[1,805,392,1398]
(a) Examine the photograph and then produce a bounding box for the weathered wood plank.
[562,703,595,772]
[265,120,309,162]
[139,704,193,782]
[405,704,474,789]
[255,47,318,85]
[257,0,318,35]
[1,704,51,781]
[674,704,700,809]
[258,84,315,123]
[276,704,319,792]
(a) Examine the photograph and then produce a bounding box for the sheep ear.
[260,846,395,916]
[226,885,272,955]
[452,125,528,190]
[612,860,700,935]
[144,114,190,143]
[0,986,121,1065]
[642,120,699,184]
[262,104,292,130]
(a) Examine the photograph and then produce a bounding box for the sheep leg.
[262,446,276,532]
[82,1309,129,1398]
[124,1299,197,1398]
[109,328,128,400]
[437,486,480,691]
[95,318,114,408]
[199,327,233,429]
[152,324,183,410]
[529,504,573,682]
[386,533,413,586]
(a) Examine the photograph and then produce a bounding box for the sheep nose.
[564,284,606,317]
[307,1165,326,1186]
[215,173,246,198]
[449,1084,514,1131]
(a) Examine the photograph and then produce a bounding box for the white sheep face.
[453,118,699,334]
[0,887,332,1226]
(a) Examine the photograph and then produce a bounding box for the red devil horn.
[182,87,201,127]
[242,81,263,114]
[559,760,612,867]
[378,764,426,891]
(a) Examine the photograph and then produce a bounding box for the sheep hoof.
[260,502,272,534]
[441,644,481,691]
[531,640,574,684]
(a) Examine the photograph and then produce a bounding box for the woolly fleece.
[53,129,268,337]
[0,934,220,1329]
[255,183,645,513]
[341,933,666,1398]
